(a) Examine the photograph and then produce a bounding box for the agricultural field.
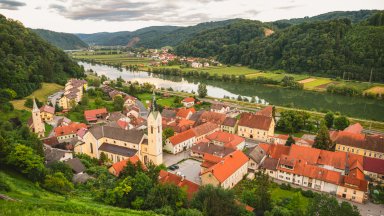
[11,83,63,110]
[246,72,309,81]
[364,86,384,95]
[300,78,334,90]
[73,54,152,67]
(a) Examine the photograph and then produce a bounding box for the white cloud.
[0,0,383,33]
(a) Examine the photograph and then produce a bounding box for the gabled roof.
[261,157,279,171]
[84,108,108,121]
[88,125,144,144]
[288,145,321,165]
[182,97,195,103]
[332,131,384,153]
[159,170,199,199]
[162,109,177,119]
[168,129,196,146]
[196,111,226,125]
[40,105,55,114]
[191,141,235,158]
[176,107,196,119]
[211,103,228,111]
[192,122,219,137]
[343,123,363,134]
[222,117,237,127]
[99,143,138,157]
[54,122,87,137]
[255,106,273,117]
[206,131,244,149]
[238,112,273,131]
[110,155,140,176]
[64,158,86,174]
[248,145,267,164]
[363,157,384,175]
[202,150,249,183]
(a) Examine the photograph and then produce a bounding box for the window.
[151,126,153,134]
[90,143,93,154]
[353,190,356,195]
[270,171,273,174]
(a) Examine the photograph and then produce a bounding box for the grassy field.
[0,170,157,216]
[301,78,334,90]
[11,83,63,110]
[74,54,152,66]
[364,86,384,95]
[136,93,177,108]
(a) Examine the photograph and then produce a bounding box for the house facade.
[40,105,55,122]
[181,97,195,107]
[237,112,275,142]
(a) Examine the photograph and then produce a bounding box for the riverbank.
[73,54,384,100]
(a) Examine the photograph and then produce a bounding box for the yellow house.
[220,117,237,134]
[200,150,248,189]
[59,79,87,110]
[336,167,368,204]
[237,112,275,142]
[333,131,384,159]
[39,105,55,122]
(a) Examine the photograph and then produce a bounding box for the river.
[79,62,384,121]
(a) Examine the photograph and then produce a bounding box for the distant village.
[27,78,384,205]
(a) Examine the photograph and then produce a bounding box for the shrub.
[43,172,74,194]
[0,179,11,192]
[280,183,292,190]
[301,189,315,198]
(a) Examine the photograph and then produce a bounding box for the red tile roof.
[289,145,321,165]
[256,106,273,117]
[182,97,195,103]
[84,108,108,121]
[363,157,384,175]
[343,123,363,134]
[54,122,87,137]
[40,105,55,114]
[176,107,196,119]
[206,131,245,149]
[332,131,384,153]
[197,111,226,125]
[159,170,199,199]
[238,112,273,131]
[110,155,141,176]
[192,122,219,137]
[168,129,196,145]
[267,144,290,159]
[202,150,249,183]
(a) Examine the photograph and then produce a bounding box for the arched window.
[151,126,153,134]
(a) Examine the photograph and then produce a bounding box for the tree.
[285,135,295,146]
[307,194,360,216]
[191,185,248,216]
[176,208,203,216]
[47,161,74,181]
[237,95,243,101]
[313,122,333,150]
[197,83,207,98]
[277,110,310,133]
[145,183,187,210]
[253,172,272,212]
[81,94,89,106]
[43,172,74,194]
[324,112,334,128]
[162,128,174,146]
[6,144,45,181]
[265,206,292,216]
[113,95,124,111]
[251,97,256,103]
[334,116,350,130]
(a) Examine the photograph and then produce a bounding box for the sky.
[0,0,383,33]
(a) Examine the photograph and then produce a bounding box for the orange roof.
[84,108,108,121]
[182,97,195,103]
[317,150,347,170]
[343,123,363,134]
[267,144,290,159]
[192,122,219,137]
[54,122,87,137]
[159,170,199,199]
[110,155,140,176]
[177,119,195,127]
[197,111,226,125]
[176,107,196,119]
[168,129,196,145]
[341,168,368,192]
[206,131,245,149]
[202,150,249,183]
[288,145,321,165]
[256,106,273,117]
[238,112,273,130]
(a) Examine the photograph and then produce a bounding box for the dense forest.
[175,20,267,58]
[32,29,88,50]
[0,14,84,98]
[173,13,384,82]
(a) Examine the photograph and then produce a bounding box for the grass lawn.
[271,187,310,212]
[275,129,308,138]
[0,170,156,216]
[246,72,309,81]
[302,78,334,90]
[45,123,53,137]
[136,93,177,108]
[11,83,63,110]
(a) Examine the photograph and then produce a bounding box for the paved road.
[47,91,63,106]
[163,150,190,167]
[169,159,202,185]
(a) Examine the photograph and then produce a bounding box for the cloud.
[275,5,302,10]
[0,0,26,10]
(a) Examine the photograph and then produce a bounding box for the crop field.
[246,72,309,81]
[302,78,334,90]
[11,83,63,110]
[364,86,384,95]
[74,54,152,66]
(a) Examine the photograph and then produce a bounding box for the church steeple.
[33,97,39,112]
[150,90,157,112]
[31,98,45,138]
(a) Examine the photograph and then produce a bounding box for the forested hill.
[32,29,88,50]
[175,19,268,58]
[77,26,180,46]
[173,12,384,82]
[0,14,84,98]
[273,10,379,26]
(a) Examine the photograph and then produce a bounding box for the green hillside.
[32,29,88,50]
[0,170,157,216]
[175,19,267,58]
[0,14,84,98]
